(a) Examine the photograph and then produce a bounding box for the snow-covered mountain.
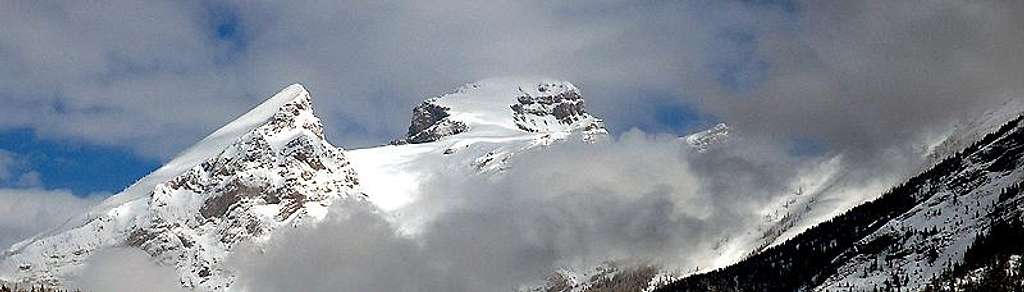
[0,84,365,290]
[391,78,607,146]
[348,77,608,232]
[0,77,613,291]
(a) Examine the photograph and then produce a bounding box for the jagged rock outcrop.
[510,82,607,141]
[396,102,470,144]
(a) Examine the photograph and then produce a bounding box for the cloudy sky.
[1,0,1023,287]
[3,0,1019,194]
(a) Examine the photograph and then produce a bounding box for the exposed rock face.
[394,101,470,144]
[0,85,363,291]
[510,82,607,141]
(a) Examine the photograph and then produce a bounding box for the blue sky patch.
[205,3,248,63]
[0,129,159,196]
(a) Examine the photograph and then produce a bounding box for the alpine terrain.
[1,77,1020,292]
[0,78,620,291]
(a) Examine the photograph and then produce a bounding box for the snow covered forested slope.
[658,112,1024,291]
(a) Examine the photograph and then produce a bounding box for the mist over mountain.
[2,1,1024,291]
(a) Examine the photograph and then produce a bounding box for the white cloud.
[71,248,188,292]
[0,188,101,250]
[230,201,459,292]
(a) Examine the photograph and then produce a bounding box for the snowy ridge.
[0,84,363,290]
[350,78,608,230]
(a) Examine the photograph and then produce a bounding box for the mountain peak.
[84,84,322,213]
[393,77,607,144]
[263,84,325,141]
[0,83,362,290]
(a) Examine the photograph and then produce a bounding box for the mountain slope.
[348,77,608,231]
[657,113,1024,291]
[0,84,364,290]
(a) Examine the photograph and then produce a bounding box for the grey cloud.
[681,1,1024,223]
[701,0,1024,166]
